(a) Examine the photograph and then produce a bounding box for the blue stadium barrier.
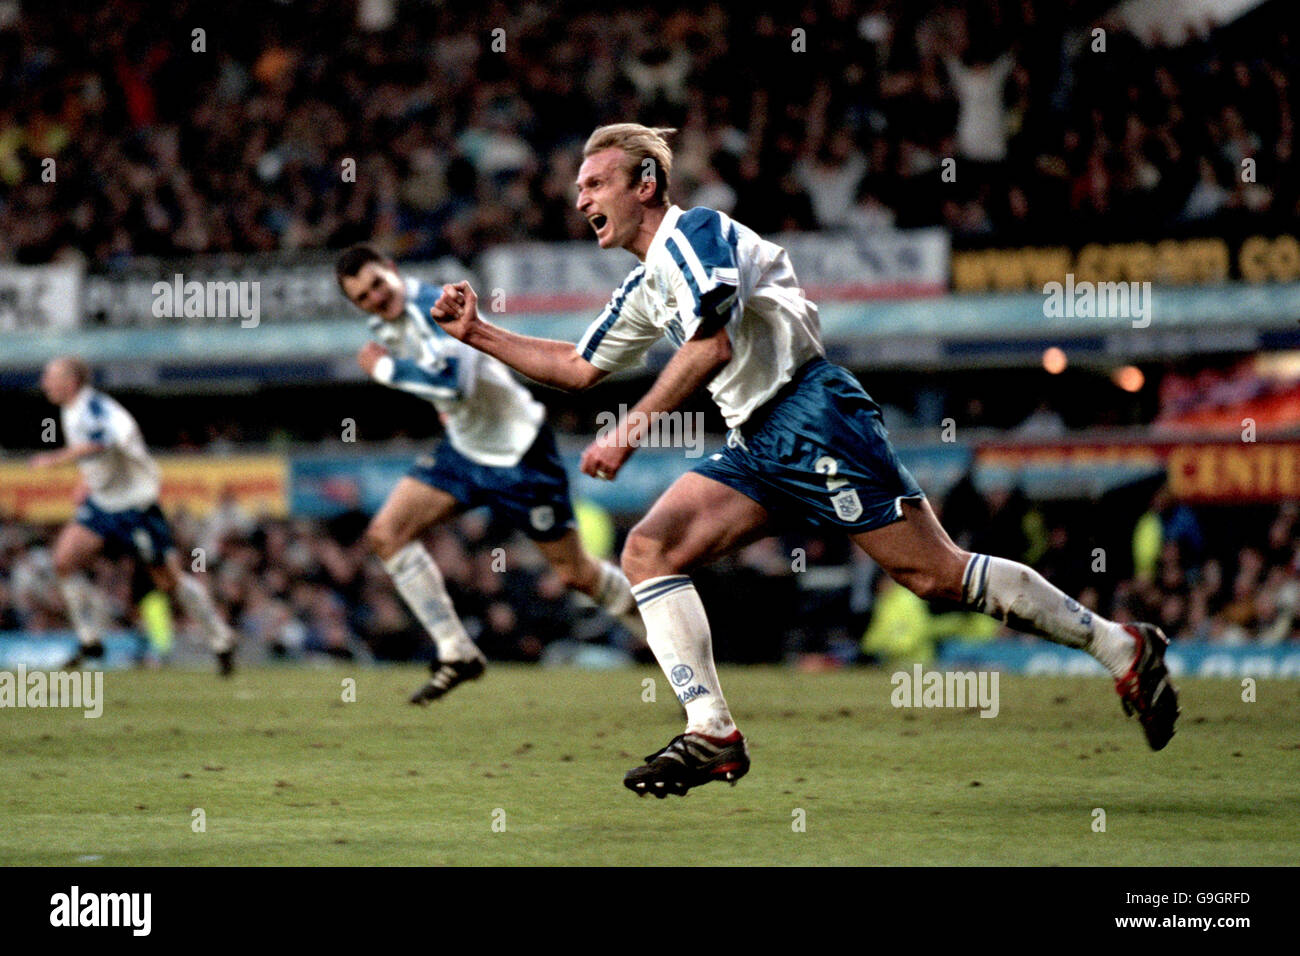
[938,640,1300,678]
[0,632,143,670]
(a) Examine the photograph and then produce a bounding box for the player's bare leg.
[53,522,111,668]
[149,552,239,677]
[619,473,772,796]
[532,528,646,642]
[366,478,485,703]
[850,497,1179,749]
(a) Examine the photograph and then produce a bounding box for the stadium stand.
[1,0,1296,669]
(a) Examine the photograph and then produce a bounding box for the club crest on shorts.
[831,489,863,522]
[529,506,555,532]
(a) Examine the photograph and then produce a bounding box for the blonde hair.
[583,123,676,205]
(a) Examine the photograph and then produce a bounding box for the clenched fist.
[430,281,481,341]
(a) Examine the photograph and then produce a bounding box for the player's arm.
[580,326,732,480]
[33,399,122,468]
[429,281,607,391]
[29,441,105,468]
[359,340,468,401]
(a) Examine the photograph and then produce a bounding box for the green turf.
[0,665,1296,865]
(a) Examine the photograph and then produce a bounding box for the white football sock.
[383,542,481,662]
[962,553,1136,679]
[175,574,236,653]
[57,573,107,647]
[631,575,735,737]
[592,560,647,641]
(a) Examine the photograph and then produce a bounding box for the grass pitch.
[1,665,1296,866]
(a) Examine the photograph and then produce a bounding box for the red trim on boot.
[694,729,743,745]
[1115,625,1146,706]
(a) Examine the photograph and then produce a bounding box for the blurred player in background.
[335,245,646,703]
[429,124,1180,796]
[31,356,238,675]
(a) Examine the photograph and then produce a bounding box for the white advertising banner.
[80,258,476,327]
[0,263,84,332]
[480,227,950,313]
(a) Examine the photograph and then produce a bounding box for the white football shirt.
[61,387,162,512]
[576,205,824,428]
[369,277,545,467]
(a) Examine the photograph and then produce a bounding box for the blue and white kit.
[369,277,576,540]
[63,387,175,564]
[577,205,924,532]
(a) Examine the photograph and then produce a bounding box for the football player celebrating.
[426,124,1179,796]
[32,356,238,675]
[336,245,645,703]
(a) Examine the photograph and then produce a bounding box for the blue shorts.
[75,500,176,566]
[693,358,925,533]
[407,422,576,542]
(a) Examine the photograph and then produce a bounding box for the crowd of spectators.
[2,1,1296,665]
[0,0,1294,268]
[0,498,649,666]
[1121,493,1299,645]
[969,482,1295,639]
[0,481,1293,668]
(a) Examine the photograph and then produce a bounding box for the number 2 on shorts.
[814,456,848,492]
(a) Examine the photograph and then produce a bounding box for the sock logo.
[669,664,694,687]
[1065,596,1094,628]
[677,684,710,704]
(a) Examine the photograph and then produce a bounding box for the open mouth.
[589,214,608,234]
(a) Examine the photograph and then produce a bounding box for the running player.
[31,356,238,675]
[335,245,645,703]
[426,124,1180,796]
